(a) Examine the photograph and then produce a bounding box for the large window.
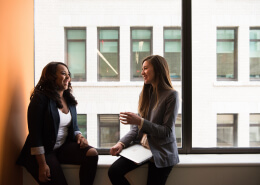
[217,28,237,80]
[65,28,86,81]
[250,114,260,147]
[98,28,119,81]
[35,0,260,154]
[217,114,237,147]
[250,28,260,80]
[98,114,120,148]
[77,114,87,138]
[164,27,182,80]
[131,27,152,80]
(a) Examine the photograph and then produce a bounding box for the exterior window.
[217,28,237,80]
[98,114,120,148]
[65,29,86,81]
[131,27,152,80]
[98,28,119,81]
[250,28,260,80]
[77,114,87,138]
[217,114,237,147]
[164,28,182,80]
[175,114,182,147]
[250,114,260,147]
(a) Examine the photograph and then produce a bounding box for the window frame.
[97,27,120,81]
[77,114,87,138]
[130,27,153,81]
[163,27,182,81]
[97,114,120,151]
[249,113,260,147]
[65,27,87,81]
[216,27,238,81]
[216,114,238,147]
[249,27,260,81]
[181,0,260,154]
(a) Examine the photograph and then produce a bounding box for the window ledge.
[72,81,182,87]
[214,81,260,87]
[61,154,260,168]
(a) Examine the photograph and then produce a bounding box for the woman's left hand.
[76,134,89,149]
[119,112,141,126]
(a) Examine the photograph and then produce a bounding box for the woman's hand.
[76,134,89,149]
[110,142,124,156]
[119,112,142,126]
[38,163,51,183]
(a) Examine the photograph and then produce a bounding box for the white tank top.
[54,109,72,149]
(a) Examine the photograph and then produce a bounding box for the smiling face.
[141,60,155,86]
[55,64,71,92]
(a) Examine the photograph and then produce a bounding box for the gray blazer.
[120,89,180,168]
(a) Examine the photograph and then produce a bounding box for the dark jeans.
[24,141,98,185]
[108,157,173,185]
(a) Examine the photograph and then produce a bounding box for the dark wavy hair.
[31,62,78,108]
[138,55,173,118]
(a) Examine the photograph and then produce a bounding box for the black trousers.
[24,141,98,185]
[108,157,173,185]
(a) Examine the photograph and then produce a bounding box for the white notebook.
[120,144,153,164]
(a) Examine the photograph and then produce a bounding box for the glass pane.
[250,114,260,124]
[217,115,234,124]
[217,41,235,79]
[132,41,150,52]
[217,42,234,53]
[250,41,260,79]
[165,41,181,52]
[132,30,151,39]
[67,30,86,40]
[217,127,234,147]
[131,51,150,78]
[250,126,260,147]
[164,29,181,39]
[68,41,86,80]
[165,52,181,79]
[100,30,118,39]
[100,41,118,53]
[217,30,235,40]
[250,30,260,40]
[99,115,120,148]
[99,53,119,79]
[77,114,87,138]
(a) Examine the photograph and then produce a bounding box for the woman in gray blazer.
[108,55,180,185]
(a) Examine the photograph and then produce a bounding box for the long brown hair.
[138,55,173,118]
[31,62,77,108]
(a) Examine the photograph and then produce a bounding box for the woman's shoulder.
[30,91,50,105]
[162,89,179,97]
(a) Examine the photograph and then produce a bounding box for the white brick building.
[34,0,260,149]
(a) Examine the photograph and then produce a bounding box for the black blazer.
[17,93,80,166]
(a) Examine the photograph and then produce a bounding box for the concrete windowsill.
[61,154,260,168]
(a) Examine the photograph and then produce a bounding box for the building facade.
[34,0,260,149]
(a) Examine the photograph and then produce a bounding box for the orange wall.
[0,0,34,184]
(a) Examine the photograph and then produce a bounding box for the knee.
[86,148,98,157]
[108,163,121,179]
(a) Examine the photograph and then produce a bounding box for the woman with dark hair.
[108,55,180,185]
[17,62,98,185]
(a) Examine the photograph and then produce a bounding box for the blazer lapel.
[49,99,60,138]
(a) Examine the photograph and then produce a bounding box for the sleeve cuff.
[74,131,82,137]
[138,118,144,130]
[31,146,45,155]
[118,142,125,148]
